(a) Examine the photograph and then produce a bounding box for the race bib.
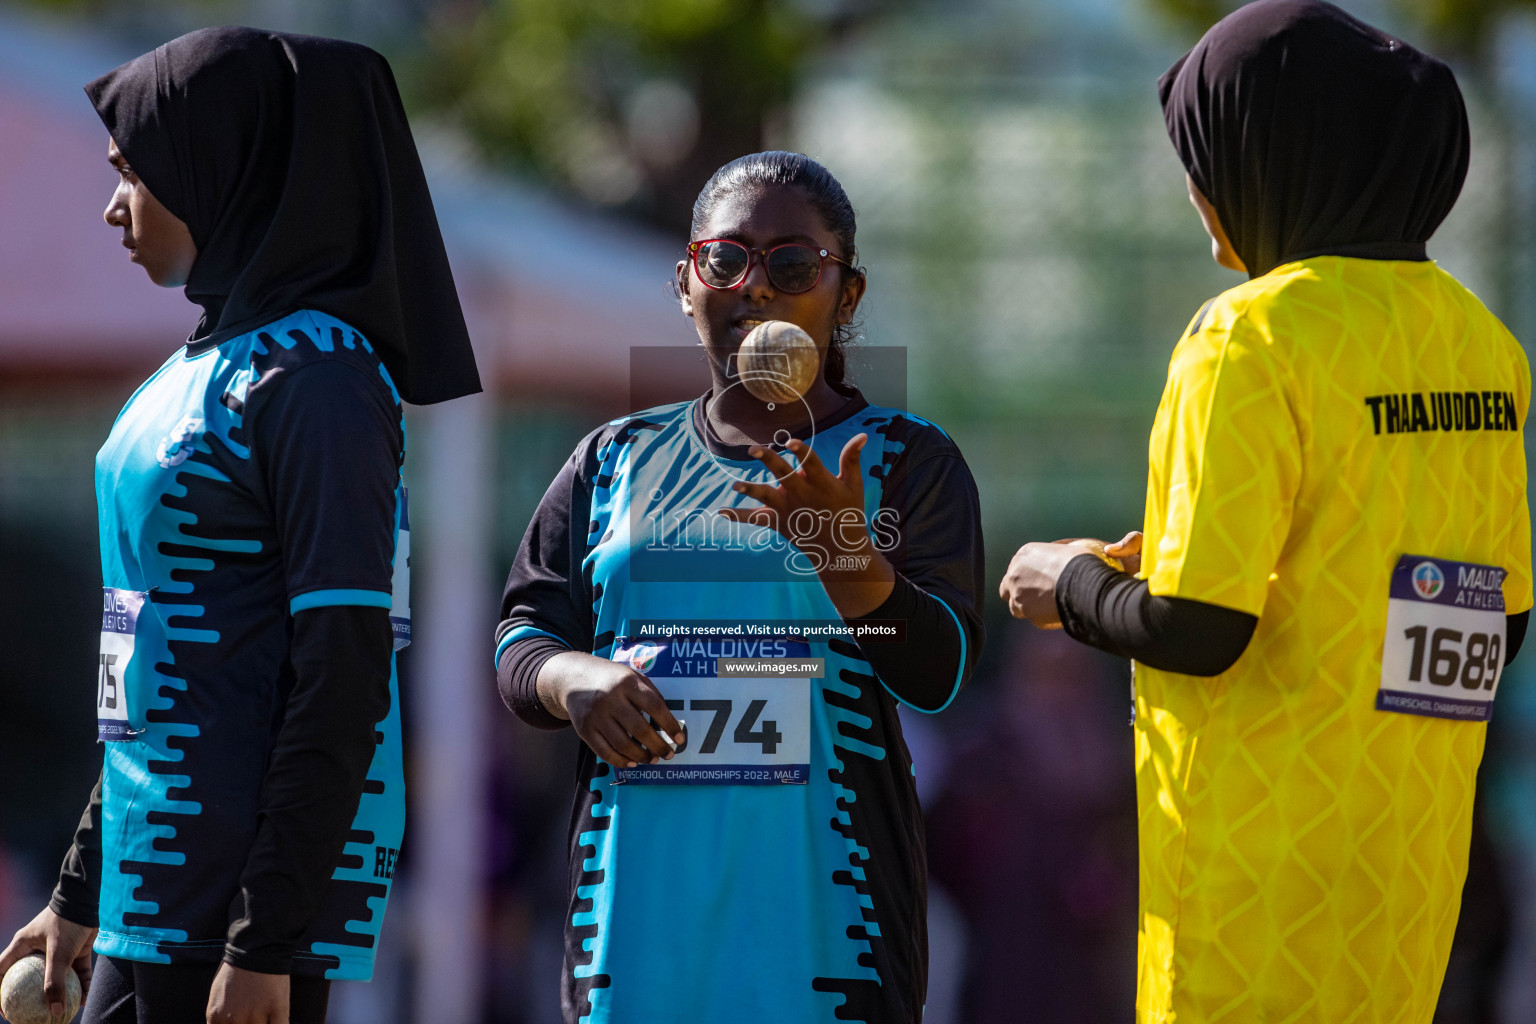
[610,637,815,785]
[390,487,411,651]
[1378,555,1506,722]
[99,588,147,741]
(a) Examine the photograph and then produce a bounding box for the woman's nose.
[740,254,774,300]
[104,184,130,228]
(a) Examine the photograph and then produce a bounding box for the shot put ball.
[738,321,819,404]
[2,954,81,1024]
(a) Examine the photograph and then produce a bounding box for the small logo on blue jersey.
[626,643,663,673]
[156,415,204,468]
[1412,561,1445,600]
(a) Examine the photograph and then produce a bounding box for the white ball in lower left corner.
[1,953,81,1024]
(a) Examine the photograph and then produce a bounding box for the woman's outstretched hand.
[716,435,895,617]
[536,652,684,769]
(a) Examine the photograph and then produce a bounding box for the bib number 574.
[663,697,783,754]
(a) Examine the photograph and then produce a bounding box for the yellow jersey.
[1136,257,1533,1023]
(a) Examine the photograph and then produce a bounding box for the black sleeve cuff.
[1055,555,1128,646]
[47,894,98,930]
[1507,610,1528,666]
[50,777,103,929]
[846,573,969,712]
[849,572,922,624]
[222,942,295,975]
[1057,554,1257,676]
[497,635,572,730]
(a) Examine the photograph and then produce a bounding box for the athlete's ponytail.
[690,152,863,396]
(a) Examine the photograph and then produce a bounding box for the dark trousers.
[83,955,330,1024]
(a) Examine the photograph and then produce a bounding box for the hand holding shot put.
[0,908,93,1024]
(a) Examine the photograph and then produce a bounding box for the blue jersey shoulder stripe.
[290,588,393,613]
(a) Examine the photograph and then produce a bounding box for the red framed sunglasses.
[688,239,856,294]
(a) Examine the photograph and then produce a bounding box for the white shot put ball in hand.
[1,954,81,1024]
[737,321,819,404]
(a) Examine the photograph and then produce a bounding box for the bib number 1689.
[1401,626,1501,691]
[1378,554,1505,722]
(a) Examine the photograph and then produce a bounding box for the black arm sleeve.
[498,636,573,731]
[1056,554,1258,676]
[48,772,103,929]
[850,443,986,711]
[1507,610,1528,666]
[225,358,402,973]
[225,606,393,973]
[495,433,601,730]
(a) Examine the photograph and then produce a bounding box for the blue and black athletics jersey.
[51,309,408,980]
[496,393,985,1023]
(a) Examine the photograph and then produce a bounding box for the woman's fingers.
[72,945,93,997]
[835,434,868,484]
[581,730,629,770]
[1105,531,1143,575]
[1106,531,1143,556]
[747,445,797,482]
[0,927,35,979]
[628,682,684,743]
[590,720,652,768]
[611,703,673,764]
[581,678,683,767]
[562,661,686,768]
[715,506,777,529]
[782,438,833,486]
[42,934,76,1023]
[734,437,867,512]
[729,479,787,514]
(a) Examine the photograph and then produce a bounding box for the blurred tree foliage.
[415,0,870,233]
[1147,0,1536,57]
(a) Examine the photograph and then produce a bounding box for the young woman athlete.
[495,151,985,1023]
[0,27,479,1024]
[999,2,1531,1021]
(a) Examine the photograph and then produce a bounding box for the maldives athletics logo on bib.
[626,643,662,674]
[1412,561,1446,600]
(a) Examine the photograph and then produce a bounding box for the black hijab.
[86,27,481,404]
[1158,0,1469,279]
